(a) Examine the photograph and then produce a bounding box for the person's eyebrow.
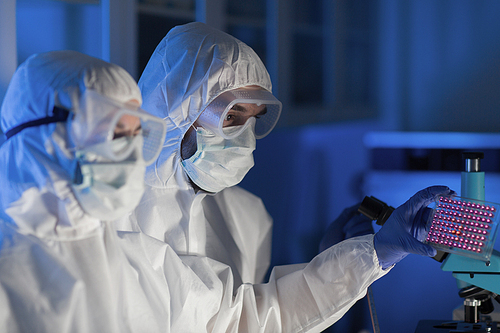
[231,104,268,116]
[231,104,246,112]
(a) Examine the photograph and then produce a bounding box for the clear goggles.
[70,90,166,165]
[196,88,282,139]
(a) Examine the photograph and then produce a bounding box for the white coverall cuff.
[369,235,396,272]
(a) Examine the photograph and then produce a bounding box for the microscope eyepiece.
[358,196,395,226]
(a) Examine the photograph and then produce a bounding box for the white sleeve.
[171,234,389,333]
[273,234,389,332]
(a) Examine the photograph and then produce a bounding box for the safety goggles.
[71,90,166,164]
[196,88,282,139]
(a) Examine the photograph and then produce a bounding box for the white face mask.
[72,136,146,220]
[181,124,256,193]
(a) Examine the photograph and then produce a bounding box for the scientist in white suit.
[0,50,172,332]
[122,22,454,332]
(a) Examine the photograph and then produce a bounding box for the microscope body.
[440,151,499,294]
[415,152,500,332]
[441,249,500,295]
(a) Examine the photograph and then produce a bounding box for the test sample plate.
[424,196,500,262]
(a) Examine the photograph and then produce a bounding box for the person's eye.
[225,113,241,126]
[113,131,125,140]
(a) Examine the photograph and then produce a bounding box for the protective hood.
[139,22,274,188]
[0,50,142,237]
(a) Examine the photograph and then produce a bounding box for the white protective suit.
[0,51,172,332]
[118,22,391,332]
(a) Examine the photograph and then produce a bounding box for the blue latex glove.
[319,203,374,252]
[374,185,456,269]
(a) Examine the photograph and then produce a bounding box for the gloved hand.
[374,185,456,269]
[319,204,374,252]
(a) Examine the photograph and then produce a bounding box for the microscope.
[414,152,500,333]
[360,152,500,332]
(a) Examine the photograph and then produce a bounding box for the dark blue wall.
[11,1,500,332]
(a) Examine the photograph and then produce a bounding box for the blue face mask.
[71,136,146,220]
[181,124,256,193]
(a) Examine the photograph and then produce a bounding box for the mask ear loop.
[190,121,213,136]
[73,161,84,185]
